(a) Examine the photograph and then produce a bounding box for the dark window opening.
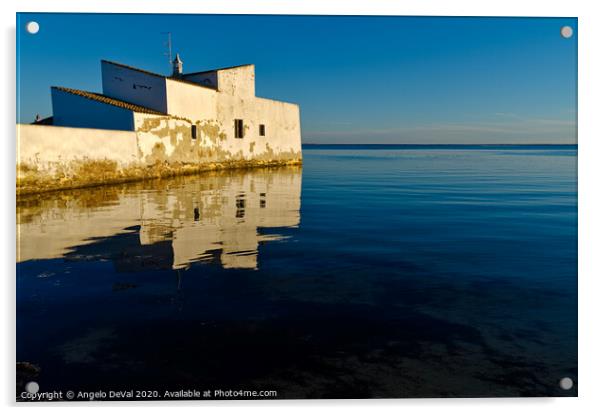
[191,125,197,139]
[234,119,244,139]
[259,124,266,136]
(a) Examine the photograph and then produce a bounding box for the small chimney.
[172,53,183,77]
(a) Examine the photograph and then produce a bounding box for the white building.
[28,54,301,173]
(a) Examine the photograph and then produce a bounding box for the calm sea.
[16,145,577,398]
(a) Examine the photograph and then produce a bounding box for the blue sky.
[17,14,577,144]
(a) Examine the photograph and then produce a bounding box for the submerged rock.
[16,361,40,393]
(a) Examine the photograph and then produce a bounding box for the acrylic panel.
[16,13,577,401]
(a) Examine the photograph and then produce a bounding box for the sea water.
[16,145,577,398]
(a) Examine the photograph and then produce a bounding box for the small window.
[234,119,244,139]
[191,125,197,139]
[259,124,266,136]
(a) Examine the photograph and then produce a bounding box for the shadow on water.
[16,150,577,399]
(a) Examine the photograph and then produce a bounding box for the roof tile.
[52,86,166,115]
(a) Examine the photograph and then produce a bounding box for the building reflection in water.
[17,166,302,271]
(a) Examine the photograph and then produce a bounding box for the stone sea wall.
[16,122,302,195]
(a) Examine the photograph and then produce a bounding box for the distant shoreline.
[302,143,577,149]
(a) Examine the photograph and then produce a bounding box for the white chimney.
[172,53,183,77]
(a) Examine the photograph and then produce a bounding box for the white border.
[3,1,601,414]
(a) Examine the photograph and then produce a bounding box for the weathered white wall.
[217,65,255,97]
[17,124,139,172]
[214,94,301,161]
[101,61,168,113]
[19,100,301,178]
[133,101,301,166]
[133,114,206,165]
[23,60,301,184]
[149,64,300,162]
[52,88,135,131]
[165,78,217,122]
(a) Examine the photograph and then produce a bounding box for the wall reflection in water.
[17,166,302,270]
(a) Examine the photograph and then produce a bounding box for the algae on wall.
[17,157,302,196]
[17,116,302,196]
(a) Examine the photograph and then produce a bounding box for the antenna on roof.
[161,32,172,71]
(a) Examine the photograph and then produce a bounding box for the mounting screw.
[560,26,573,39]
[559,377,574,390]
[26,21,40,34]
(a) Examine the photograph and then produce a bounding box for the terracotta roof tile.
[51,86,166,115]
